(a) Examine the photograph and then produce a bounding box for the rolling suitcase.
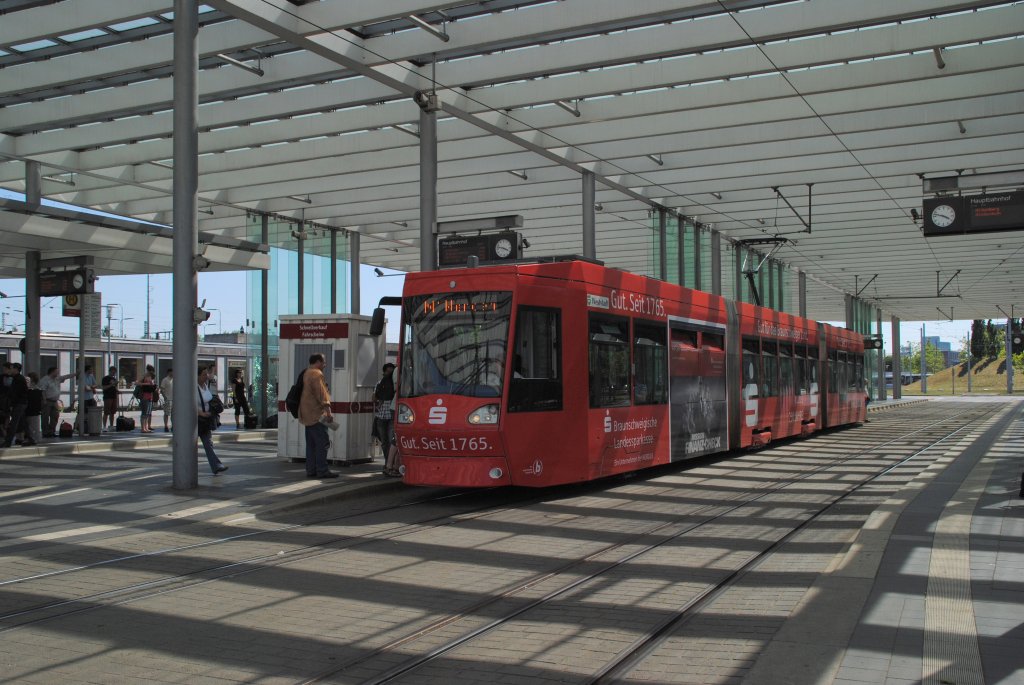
[116,414,135,432]
[244,414,259,429]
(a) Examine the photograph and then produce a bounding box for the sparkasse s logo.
[428,399,448,425]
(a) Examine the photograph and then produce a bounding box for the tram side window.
[702,332,724,350]
[761,341,778,397]
[794,345,807,394]
[778,343,793,396]
[852,354,863,392]
[633,321,668,405]
[838,352,849,393]
[589,315,631,408]
[508,307,563,413]
[829,350,839,393]
[742,338,761,395]
[807,346,819,392]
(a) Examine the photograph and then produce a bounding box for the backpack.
[284,370,305,418]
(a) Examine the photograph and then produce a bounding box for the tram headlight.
[468,404,499,425]
[397,403,415,425]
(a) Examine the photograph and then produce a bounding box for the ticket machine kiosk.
[277,314,384,465]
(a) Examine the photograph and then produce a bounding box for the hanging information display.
[924,192,1024,236]
[437,231,520,267]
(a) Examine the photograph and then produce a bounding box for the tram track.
[0,487,521,629]
[0,402,1003,684]
[297,403,1005,684]
[0,403,973,616]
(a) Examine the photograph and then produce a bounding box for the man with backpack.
[296,353,337,479]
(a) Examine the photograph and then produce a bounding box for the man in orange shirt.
[299,353,338,479]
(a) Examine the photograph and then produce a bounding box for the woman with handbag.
[197,367,228,475]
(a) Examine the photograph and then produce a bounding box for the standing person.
[299,353,337,479]
[77,364,98,435]
[0,362,12,439]
[38,366,71,438]
[232,369,252,429]
[24,372,42,447]
[137,371,157,433]
[373,363,398,476]
[81,364,98,407]
[197,367,227,475]
[101,366,119,431]
[4,363,29,447]
[159,369,173,432]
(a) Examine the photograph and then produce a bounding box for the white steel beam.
[0,0,171,47]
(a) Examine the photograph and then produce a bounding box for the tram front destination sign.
[923,191,1024,237]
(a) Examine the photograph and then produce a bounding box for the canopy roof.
[1,0,1022,321]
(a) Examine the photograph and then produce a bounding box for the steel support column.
[735,245,744,303]
[420,106,438,272]
[24,251,40,378]
[296,221,304,314]
[25,161,40,206]
[350,231,360,316]
[798,270,806,318]
[582,171,596,259]
[877,308,886,400]
[330,228,337,314]
[711,231,721,295]
[891,316,901,399]
[1007,311,1015,394]
[767,260,775,309]
[693,226,702,291]
[171,0,199,490]
[679,217,687,287]
[658,209,666,281]
[845,294,854,330]
[777,263,785,312]
[920,324,927,394]
[260,214,269,427]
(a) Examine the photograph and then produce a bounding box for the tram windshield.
[401,291,513,398]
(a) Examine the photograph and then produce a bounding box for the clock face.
[494,238,513,259]
[930,204,956,228]
[72,273,85,290]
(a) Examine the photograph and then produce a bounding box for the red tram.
[376,259,866,487]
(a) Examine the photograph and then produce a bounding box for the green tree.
[985,320,999,357]
[906,343,947,375]
[970,319,986,359]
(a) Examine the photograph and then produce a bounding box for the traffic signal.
[1012,329,1023,354]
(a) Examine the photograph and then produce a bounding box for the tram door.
[668,321,728,461]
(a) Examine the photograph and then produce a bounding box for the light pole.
[207,308,222,333]
[104,304,122,369]
[121,316,135,338]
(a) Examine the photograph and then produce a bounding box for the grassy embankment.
[901,356,1023,395]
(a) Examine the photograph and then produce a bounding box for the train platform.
[0,398,1021,684]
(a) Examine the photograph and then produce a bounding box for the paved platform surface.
[0,397,1020,684]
